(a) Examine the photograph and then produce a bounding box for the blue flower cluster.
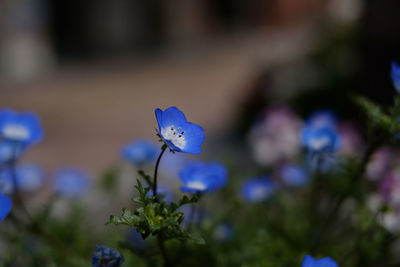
[0,108,44,222]
[0,164,45,194]
[179,162,227,193]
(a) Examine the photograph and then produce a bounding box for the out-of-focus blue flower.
[179,162,227,193]
[53,168,91,198]
[301,255,339,267]
[127,228,149,250]
[0,193,12,221]
[0,164,45,193]
[16,164,45,192]
[120,139,158,165]
[279,163,310,187]
[302,110,341,154]
[147,184,174,203]
[301,111,342,172]
[213,223,234,241]
[241,177,275,203]
[155,106,205,154]
[0,140,26,164]
[92,245,124,267]
[391,61,400,92]
[301,127,341,153]
[0,108,43,145]
[306,110,337,130]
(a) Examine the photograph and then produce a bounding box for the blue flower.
[92,245,124,267]
[53,168,91,197]
[241,177,275,203]
[16,164,45,192]
[280,163,310,187]
[306,110,337,130]
[179,162,227,193]
[213,223,234,241]
[301,127,341,153]
[155,106,205,154]
[0,140,26,164]
[391,61,400,92]
[0,164,45,193]
[120,139,158,165]
[301,110,341,153]
[0,193,12,221]
[0,108,43,145]
[301,255,339,267]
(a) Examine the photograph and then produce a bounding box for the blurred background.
[0,0,399,173]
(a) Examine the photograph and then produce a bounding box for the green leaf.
[188,233,206,245]
[106,208,140,226]
[138,170,153,188]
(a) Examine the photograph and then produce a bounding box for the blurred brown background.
[0,0,398,173]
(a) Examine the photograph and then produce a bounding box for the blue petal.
[306,110,337,130]
[19,111,44,144]
[155,108,163,131]
[179,122,205,154]
[302,255,339,267]
[179,162,227,193]
[0,108,44,144]
[0,193,12,221]
[157,106,187,130]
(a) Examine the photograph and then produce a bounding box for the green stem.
[153,144,167,197]
[158,235,171,267]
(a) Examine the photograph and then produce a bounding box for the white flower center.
[309,136,330,151]
[161,125,186,149]
[3,124,29,140]
[186,181,207,191]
